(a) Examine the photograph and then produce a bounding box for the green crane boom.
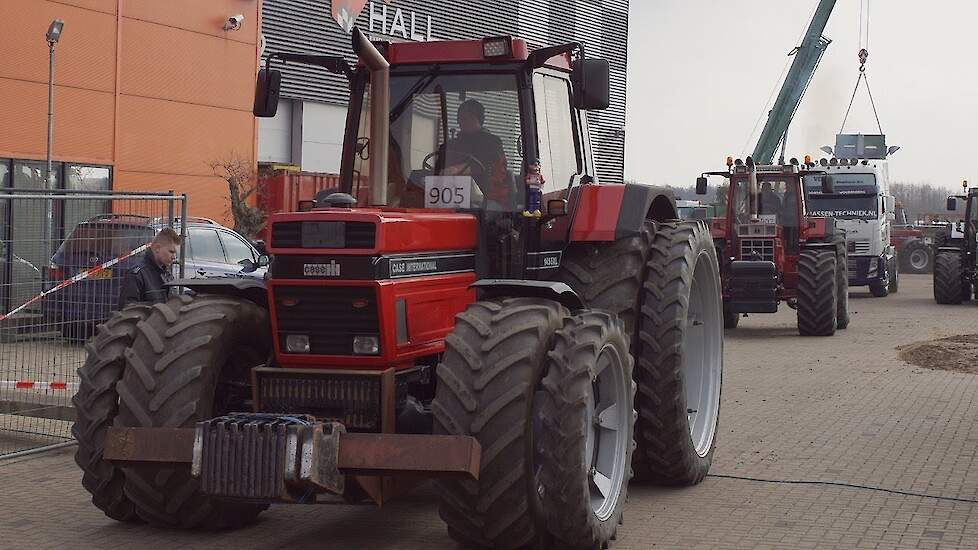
[752,0,836,164]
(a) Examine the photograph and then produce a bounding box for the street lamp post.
[44,20,63,258]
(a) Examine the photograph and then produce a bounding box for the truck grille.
[849,240,871,255]
[256,370,385,432]
[740,239,775,262]
[274,286,379,355]
[271,221,376,249]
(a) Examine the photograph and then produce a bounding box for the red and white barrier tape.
[0,243,150,322]
[0,380,78,391]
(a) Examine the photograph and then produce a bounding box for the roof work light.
[482,36,513,58]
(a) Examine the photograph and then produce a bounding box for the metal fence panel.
[0,189,186,456]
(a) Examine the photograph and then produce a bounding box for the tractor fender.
[165,278,268,308]
[470,279,583,310]
[565,183,677,242]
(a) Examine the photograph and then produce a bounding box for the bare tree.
[209,154,265,238]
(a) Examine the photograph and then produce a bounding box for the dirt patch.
[898,334,978,374]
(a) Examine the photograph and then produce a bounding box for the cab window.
[533,72,580,194]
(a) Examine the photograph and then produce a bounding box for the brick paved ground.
[2,274,977,549]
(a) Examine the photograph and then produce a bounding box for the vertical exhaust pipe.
[352,28,389,206]
[746,156,759,220]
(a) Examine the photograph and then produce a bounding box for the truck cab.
[805,134,898,296]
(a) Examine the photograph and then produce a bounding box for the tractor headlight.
[353,335,380,355]
[285,334,310,353]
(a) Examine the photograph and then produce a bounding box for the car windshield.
[804,174,878,219]
[55,223,156,262]
[352,70,524,212]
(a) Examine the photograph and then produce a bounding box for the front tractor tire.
[632,221,724,485]
[537,311,635,550]
[902,241,933,274]
[796,250,838,336]
[432,298,567,549]
[72,304,152,522]
[933,250,969,304]
[835,244,850,330]
[114,294,271,528]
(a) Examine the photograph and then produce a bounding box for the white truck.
[804,134,899,297]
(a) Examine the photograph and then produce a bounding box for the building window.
[12,159,61,189]
[64,164,112,233]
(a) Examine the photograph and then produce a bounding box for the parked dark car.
[43,214,267,339]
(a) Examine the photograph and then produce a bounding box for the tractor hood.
[267,208,478,255]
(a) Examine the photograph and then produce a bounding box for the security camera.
[224,14,244,31]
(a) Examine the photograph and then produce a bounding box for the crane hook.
[858,48,869,72]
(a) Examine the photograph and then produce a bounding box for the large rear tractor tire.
[72,304,152,522]
[554,223,652,334]
[632,221,724,485]
[114,294,271,529]
[902,241,932,274]
[797,250,837,336]
[934,250,967,304]
[432,298,567,549]
[537,311,635,550]
[835,245,850,330]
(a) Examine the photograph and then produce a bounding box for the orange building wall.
[0,0,261,225]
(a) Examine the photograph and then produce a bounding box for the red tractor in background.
[701,156,849,335]
[71,30,724,549]
[891,202,934,274]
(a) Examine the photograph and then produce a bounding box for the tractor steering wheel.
[423,149,486,177]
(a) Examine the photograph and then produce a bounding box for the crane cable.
[839,0,884,134]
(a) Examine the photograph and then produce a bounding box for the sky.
[624,1,978,190]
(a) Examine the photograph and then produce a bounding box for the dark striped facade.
[261,0,628,183]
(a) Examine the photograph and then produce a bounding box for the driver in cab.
[443,99,511,205]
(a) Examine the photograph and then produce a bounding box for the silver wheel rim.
[910,249,929,270]
[586,344,629,521]
[682,251,723,457]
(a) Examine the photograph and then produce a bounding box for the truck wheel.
[902,242,932,274]
[934,250,967,304]
[632,221,723,485]
[723,302,740,329]
[835,245,850,330]
[114,294,271,528]
[72,304,152,522]
[888,257,900,294]
[797,250,837,336]
[537,311,635,550]
[432,297,567,549]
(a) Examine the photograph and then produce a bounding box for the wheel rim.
[910,249,929,270]
[585,344,629,521]
[682,251,723,457]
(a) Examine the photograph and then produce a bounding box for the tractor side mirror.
[547,199,568,217]
[947,197,958,211]
[571,58,610,111]
[298,200,316,212]
[695,177,708,195]
[253,68,282,117]
[821,175,835,194]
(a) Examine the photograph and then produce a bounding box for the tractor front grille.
[740,239,775,262]
[271,221,376,249]
[274,286,379,355]
[255,369,388,432]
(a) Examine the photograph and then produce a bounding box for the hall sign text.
[368,1,433,41]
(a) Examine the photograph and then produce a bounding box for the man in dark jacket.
[444,99,512,205]
[117,228,181,309]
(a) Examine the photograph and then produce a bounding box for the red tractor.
[702,157,849,335]
[891,202,934,274]
[72,31,724,549]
